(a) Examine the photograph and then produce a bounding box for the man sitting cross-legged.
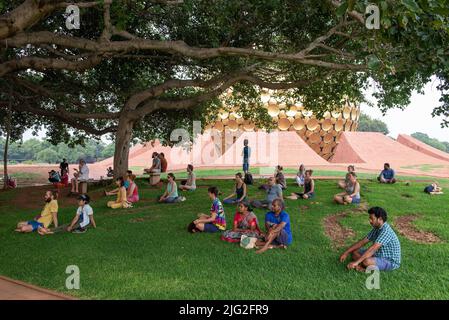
[339,207,401,272]
[255,198,292,254]
[377,163,396,184]
[251,177,283,210]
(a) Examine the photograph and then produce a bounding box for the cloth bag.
[240,234,257,249]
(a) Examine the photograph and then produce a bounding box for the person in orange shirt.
[15,190,59,234]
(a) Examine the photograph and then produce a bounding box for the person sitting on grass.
[127,174,140,203]
[275,165,287,190]
[223,173,247,205]
[334,172,361,205]
[338,165,355,189]
[191,186,226,233]
[295,164,306,187]
[106,167,114,177]
[221,200,261,243]
[48,170,61,183]
[105,170,131,196]
[424,182,444,195]
[251,177,283,210]
[339,206,401,272]
[159,152,168,173]
[67,194,96,233]
[378,163,396,184]
[158,173,185,203]
[144,152,161,174]
[15,190,59,235]
[60,169,69,187]
[255,198,292,254]
[107,177,130,209]
[286,169,315,200]
[180,164,197,192]
[70,159,89,195]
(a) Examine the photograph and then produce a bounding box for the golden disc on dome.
[323,111,331,119]
[243,121,255,132]
[236,117,244,124]
[335,119,344,131]
[286,105,297,118]
[322,144,333,154]
[351,108,358,120]
[342,106,351,119]
[309,143,322,154]
[321,119,333,131]
[278,118,291,131]
[278,110,287,118]
[323,133,334,144]
[287,117,295,123]
[227,120,238,132]
[345,120,353,131]
[309,132,322,144]
[268,104,280,117]
[320,129,326,137]
[305,130,314,138]
[292,118,305,130]
[214,121,224,132]
[306,118,319,131]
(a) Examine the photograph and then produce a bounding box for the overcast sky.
[23,79,449,143]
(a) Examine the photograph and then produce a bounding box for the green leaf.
[335,1,349,17]
[367,54,381,70]
[401,0,422,12]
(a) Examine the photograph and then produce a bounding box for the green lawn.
[0,177,448,299]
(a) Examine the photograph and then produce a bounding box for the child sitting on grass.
[424,183,443,195]
[66,194,96,234]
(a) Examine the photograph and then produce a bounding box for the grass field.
[0,176,448,299]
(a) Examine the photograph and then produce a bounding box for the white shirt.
[79,164,89,180]
[77,204,93,228]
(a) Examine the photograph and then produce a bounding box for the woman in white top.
[180,164,197,191]
[295,164,306,187]
[70,159,89,194]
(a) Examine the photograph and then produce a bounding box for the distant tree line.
[411,132,449,153]
[0,138,115,164]
[357,113,390,135]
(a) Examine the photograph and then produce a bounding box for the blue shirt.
[243,146,251,161]
[124,180,130,189]
[265,210,292,245]
[366,222,401,269]
[381,169,395,180]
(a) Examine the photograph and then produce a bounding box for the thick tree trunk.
[113,116,135,179]
[3,130,9,189]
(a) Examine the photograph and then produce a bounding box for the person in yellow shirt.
[107,177,130,209]
[15,190,59,234]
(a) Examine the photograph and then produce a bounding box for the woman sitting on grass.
[190,186,226,233]
[338,165,355,189]
[15,190,58,235]
[158,173,185,203]
[179,164,197,192]
[223,173,247,205]
[127,174,140,203]
[275,165,287,190]
[334,172,361,205]
[221,200,261,243]
[107,177,130,209]
[295,164,306,187]
[105,170,131,196]
[286,170,315,200]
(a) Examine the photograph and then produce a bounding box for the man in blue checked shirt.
[339,207,401,272]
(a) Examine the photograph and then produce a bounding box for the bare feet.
[255,245,273,254]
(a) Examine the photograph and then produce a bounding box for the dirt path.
[0,276,76,300]
[323,212,355,249]
[395,215,443,244]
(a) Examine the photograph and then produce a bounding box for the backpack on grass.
[244,172,253,185]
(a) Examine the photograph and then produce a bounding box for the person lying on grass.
[251,177,283,210]
[15,190,58,235]
[333,172,361,205]
[339,206,401,272]
[221,200,261,243]
[338,165,355,189]
[377,163,396,184]
[105,170,131,196]
[286,170,315,200]
[48,194,96,234]
[255,198,292,254]
[424,183,444,195]
[191,186,226,233]
[158,173,185,203]
[223,173,247,205]
[107,177,131,209]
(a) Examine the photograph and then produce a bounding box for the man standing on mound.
[340,207,401,272]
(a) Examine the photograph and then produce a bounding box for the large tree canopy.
[0,0,448,176]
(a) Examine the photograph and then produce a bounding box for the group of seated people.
[15,190,96,235]
[144,152,168,174]
[188,187,292,254]
[104,171,140,209]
